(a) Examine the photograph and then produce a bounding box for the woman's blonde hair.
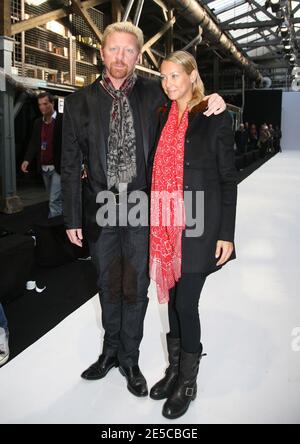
[102,22,144,52]
[163,50,205,110]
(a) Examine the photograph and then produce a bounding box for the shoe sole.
[119,367,148,397]
[0,354,9,367]
[162,401,194,420]
[162,395,197,419]
[150,393,167,400]
[81,362,119,380]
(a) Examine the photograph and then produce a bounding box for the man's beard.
[109,63,130,79]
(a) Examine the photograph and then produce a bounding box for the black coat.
[155,102,238,275]
[61,77,165,241]
[25,113,63,174]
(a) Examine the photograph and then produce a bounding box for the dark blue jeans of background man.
[0,303,8,334]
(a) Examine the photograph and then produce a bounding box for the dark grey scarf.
[101,69,137,190]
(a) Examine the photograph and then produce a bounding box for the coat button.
[185,161,190,167]
[186,138,190,143]
[185,185,189,190]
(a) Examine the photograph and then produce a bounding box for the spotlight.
[281,25,289,37]
[270,0,280,13]
[265,0,281,13]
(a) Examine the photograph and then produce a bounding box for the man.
[21,92,63,218]
[274,125,282,152]
[61,22,226,397]
[0,304,9,367]
[235,123,249,154]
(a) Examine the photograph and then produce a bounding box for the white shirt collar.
[43,110,57,122]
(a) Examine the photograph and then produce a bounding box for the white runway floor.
[1,151,300,424]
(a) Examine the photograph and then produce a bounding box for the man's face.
[100,32,141,81]
[38,97,54,116]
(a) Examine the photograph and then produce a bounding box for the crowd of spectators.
[235,122,282,156]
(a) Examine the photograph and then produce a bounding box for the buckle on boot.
[185,387,194,397]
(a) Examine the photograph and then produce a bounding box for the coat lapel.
[89,80,108,178]
[134,79,150,164]
[156,101,171,142]
[156,102,207,141]
[186,110,207,137]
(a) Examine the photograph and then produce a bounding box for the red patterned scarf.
[150,101,189,304]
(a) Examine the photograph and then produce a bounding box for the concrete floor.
[0,151,300,424]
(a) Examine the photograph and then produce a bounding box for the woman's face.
[160,60,196,105]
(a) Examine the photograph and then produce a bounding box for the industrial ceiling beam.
[142,16,176,53]
[71,0,103,42]
[11,0,108,36]
[235,28,263,42]
[222,6,257,26]
[0,0,11,36]
[111,0,124,22]
[213,0,246,16]
[122,0,135,21]
[240,39,282,48]
[152,0,168,18]
[222,19,282,30]
[169,0,262,80]
[133,0,145,26]
[145,48,159,69]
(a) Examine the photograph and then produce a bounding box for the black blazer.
[61,77,165,241]
[25,113,63,174]
[155,102,238,275]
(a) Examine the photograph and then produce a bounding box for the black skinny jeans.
[168,273,206,353]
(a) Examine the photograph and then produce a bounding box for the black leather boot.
[150,335,180,400]
[81,354,119,380]
[119,365,148,397]
[162,346,205,419]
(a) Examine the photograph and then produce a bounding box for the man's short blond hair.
[102,22,144,52]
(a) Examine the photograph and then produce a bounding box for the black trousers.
[168,273,206,353]
[89,224,149,368]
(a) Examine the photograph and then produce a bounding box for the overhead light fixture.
[270,0,280,13]
[281,24,289,37]
[265,0,281,13]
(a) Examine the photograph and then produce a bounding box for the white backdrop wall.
[282,92,300,151]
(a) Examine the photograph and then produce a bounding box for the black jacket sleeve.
[24,118,41,164]
[216,111,238,242]
[61,99,83,229]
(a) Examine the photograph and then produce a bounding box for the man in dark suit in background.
[61,21,226,397]
[235,123,249,154]
[21,92,63,218]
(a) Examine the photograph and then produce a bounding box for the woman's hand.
[203,93,226,116]
[215,240,234,266]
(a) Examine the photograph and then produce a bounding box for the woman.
[149,51,237,419]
